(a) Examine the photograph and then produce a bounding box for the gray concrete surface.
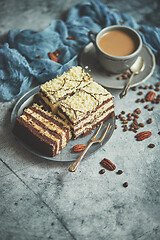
[0,0,160,239]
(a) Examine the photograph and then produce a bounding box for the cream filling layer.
[58,100,114,131]
[73,108,114,137]
[24,108,68,148]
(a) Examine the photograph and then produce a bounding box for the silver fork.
[68,122,111,172]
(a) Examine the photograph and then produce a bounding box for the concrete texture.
[0,0,160,239]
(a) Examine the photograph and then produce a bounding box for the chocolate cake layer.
[13,104,71,157]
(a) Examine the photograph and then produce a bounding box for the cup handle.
[88,31,97,45]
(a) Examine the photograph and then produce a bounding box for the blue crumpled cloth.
[0,0,160,101]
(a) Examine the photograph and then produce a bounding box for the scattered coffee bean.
[144,104,149,109]
[133,129,137,133]
[116,115,119,119]
[136,98,141,103]
[149,85,154,89]
[123,120,128,124]
[99,169,106,174]
[121,111,125,114]
[158,131,160,135]
[148,143,155,148]
[139,86,144,89]
[144,85,149,89]
[134,114,139,118]
[117,75,122,80]
[135,108,141,114]
[122,74,128,79]
[121,117,125,121]
[123,182,128,188]
[155,87,159,92]
[141,98,146,103]
[148,106,154,111]
[123,126,128,132]
[119,114,122,118]
[147,118,152,124]
[116,170,123,175]
[132,86,137,91]
[139,123,144,127]
[138,91,143,95]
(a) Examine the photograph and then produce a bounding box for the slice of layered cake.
[57,81,114,139]
[13,104,71,157]
[39,66,93,113]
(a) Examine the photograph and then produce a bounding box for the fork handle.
[68,141,93,172]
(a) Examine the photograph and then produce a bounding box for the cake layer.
[58,81,114,138]
[40,66,93,113]
[13,104,71,157]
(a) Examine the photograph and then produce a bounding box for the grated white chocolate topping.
[40,66,93,105]
[59,81,113,123]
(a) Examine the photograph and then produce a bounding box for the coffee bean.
[141,98,146,103]
[123,120,128,124]
[149,85,154,89]
[139,123,144,127]
[148,107,154,111]
[115,125,117,129]
[134,114,139,118]
[123,126,128,132]
[116,170,123,175]
[132,86,137,91]
[123,182,128,188]
[117,75,122,80]
[123,74,128,79]
[144,104,149,109]
[128,116,132,121]
[139,86,144,89]
[136,98,141,103]
[155,87,159,91]
[99,169,105,174]
[135,108,141,114]
[121,111,125,114]
[138,91,143,95]
[147,118,152,124]
[158,131,160,135]
[116,115,119,119]
[148,143,155,148]
[121,117,125,121]
[129,127,134,131]
[144,85,149,89]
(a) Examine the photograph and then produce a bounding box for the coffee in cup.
[88,25,142,74]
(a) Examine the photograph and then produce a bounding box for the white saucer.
[79,43,156,89]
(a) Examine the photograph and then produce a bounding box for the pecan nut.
[135,131,152,141]
[100,158,116,171]
[48,52,58,62]
[145,91,156,101]
[72,144,86,152]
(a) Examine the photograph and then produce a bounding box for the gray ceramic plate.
[11,86,115,162]
[79,43,155,89]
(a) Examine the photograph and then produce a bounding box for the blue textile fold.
[0,0,160,101]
